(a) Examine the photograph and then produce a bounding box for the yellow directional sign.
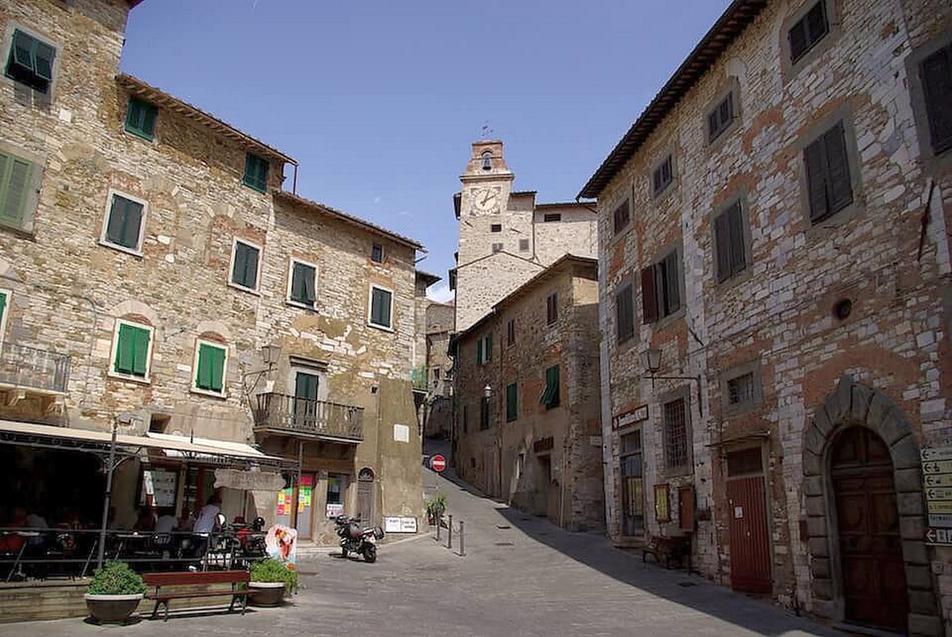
[921,460,952,475]
[924,474,952,488]
[927,500,952,514]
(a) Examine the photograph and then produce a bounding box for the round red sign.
[430,454,447,473]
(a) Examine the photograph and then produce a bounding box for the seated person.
[132,507,157,532]
[154,508,177,548]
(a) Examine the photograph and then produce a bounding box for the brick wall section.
[594,0,951,632]
[456,257,603,530]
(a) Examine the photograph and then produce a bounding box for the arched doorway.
[357,468,375,525]
[830,427,908,631]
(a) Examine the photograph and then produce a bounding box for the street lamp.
[640,347,704,416]
[483,384,493,399]
[261,344,282,367]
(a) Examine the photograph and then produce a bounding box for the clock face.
[472,186,500,213]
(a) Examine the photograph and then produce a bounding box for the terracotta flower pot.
[249,581,286,607]
[84,593,143,624]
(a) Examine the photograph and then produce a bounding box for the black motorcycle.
[334,515,384,563]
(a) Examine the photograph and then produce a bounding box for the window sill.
[190,387,227,400]
[108,371,151,385]
[228,281,261,296]
[99,240,144,258]
[805,201,862,240]
[286,299,317,312]
[241,181,268,194]
[367,321,394,333]
[124,128,155,143]
[650,307,686,332]
[715,265,752,292]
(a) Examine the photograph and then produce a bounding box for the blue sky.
[122,0,732,302]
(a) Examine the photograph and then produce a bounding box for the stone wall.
[595,0,951,633]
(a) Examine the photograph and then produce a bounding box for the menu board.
[140,468,177,508]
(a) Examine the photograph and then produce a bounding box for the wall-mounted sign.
[214,468,286,492]
[140,468,177,508]
[394,424,410,443]
[922,446,952,531]
[384,516,418,533]
[613,405,648,430]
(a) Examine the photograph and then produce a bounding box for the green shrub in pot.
[88,561,146,595]
[250,558,298,594]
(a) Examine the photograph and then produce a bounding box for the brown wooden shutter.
[714,211,731,282]
[921,45,952,154]
[641,266,658,324]
[664,251,681,314]
[727,202,747,275]
[824,122,853,214]
[804,138,829,221]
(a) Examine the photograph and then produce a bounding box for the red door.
[831,427,908,632]
[727,475,772,593]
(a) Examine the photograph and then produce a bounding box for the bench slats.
[143,570,250,586]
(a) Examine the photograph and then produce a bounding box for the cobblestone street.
[1,466,838,637]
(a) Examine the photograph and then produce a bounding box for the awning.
[0,420,287,467]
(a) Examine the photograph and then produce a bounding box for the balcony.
[0,342,70,412]
[252,392,364,443]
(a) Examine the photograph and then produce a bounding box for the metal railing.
[0,342,70,394]
[253,392,364,441]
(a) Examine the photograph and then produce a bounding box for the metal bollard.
[459,520,465,557]
[436,516,441,542]
[447,514,453,549]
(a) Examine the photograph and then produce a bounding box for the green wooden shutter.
[476,339,482,365]
[485,333,492,361]
[122,199,144,249]
[371,288,391,327]
[132,325,150,377]
[295,372,318,401]
[233,242,259,288]
[197,343,225,392]
[115,323,140,375]
[550,366,560,407]
[0,292,7,332]
[125,98,157,140]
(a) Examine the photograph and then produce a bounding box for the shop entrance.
[725,447,771,594]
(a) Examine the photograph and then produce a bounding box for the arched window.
[481,151,492,171]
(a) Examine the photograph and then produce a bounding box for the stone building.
[581,0,951,634]
[451,139,598,333]
[0,0,424,563]
[422,300,454,439]
[454,255,603,531]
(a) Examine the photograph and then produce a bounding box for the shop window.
[326,474,345,518]
[288,259,317,308]
[101,191,146,254]
[5,29,56,94]
[193,340,227,396]
[713,200,749,282]
[546,292,558,325]
[803,120,853,223]
[124,97,157,141]
[663,397,690,474]
[368,285,393,329]
[230,239,261,292]
[506,383,518,422]
[641,248,682,323]
[0,149,39,232]
[243,152,269,192]
[615,281,635,344]
[540,365,560,409]
[788,1,829,63]
[111,319,153,381]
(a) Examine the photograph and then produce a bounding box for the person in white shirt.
[193,495,222,534]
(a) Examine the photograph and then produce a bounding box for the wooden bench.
[642,535,692,572]
[143,570,250,621]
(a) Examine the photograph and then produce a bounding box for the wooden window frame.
[367,284,395,331]
[124,96,158,142]
[542,213,561,223]
[612,199,631,236]
[108,318,155,384]
[99,189,148,257]
[615,278,636,346]
[490,223,502,233]
[540,364,560,410]
[491,242,503,253]
[712,196,751,285]
[641,244,684,326]
[242,153,269,193]
[286,257,318,310]
[228,237,263,294]
[650,153,676,199]
[190,338,228,398]
[506,318,515,348]
[780,0,840,81]
[518,239,530,252]
[796,109,862,231]
[370,242,385,264]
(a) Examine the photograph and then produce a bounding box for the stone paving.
[0,465,839,637]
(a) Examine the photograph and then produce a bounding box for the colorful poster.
[276,490,292,517]
[298,487,312,508]
[265,524,298,564]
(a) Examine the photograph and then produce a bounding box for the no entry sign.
[430,454,447,473]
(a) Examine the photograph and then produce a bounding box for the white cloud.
[373,196,382,204]
[427,281,455,304]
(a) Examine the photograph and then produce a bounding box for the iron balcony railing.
[253,392,364,441]
[0,342,70,394]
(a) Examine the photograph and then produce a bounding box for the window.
[326,474,345,510]
[124,97,157,141]
[663,397,689,473]
[476,333,492,365]
[713,200,748,282]
[5,29,55,94]
[490,223,502,233]
[0,149,38,232]
[192,340,227,395]
[540,365,560,409]
[111,319,153,381]
[432,367,441,381]
[543,213,561,223]
[519,239,530,252]
[620,430,644,535]
[613,200,630,235]
[448,269,457,291]
[506,383,518,422]
[491,242,503,253]
[288,259,317,308]
[368,285,393,329]
[546,292,558,325]
[481,151,492,171]
[479,396,490,430]
[804,121,853,223]
[101,192,146,254]
[0,289,10,346]
[243,153,269,192]
[230,239,261,291]
[641,249,682,323]
[615,281,635,344]
[727,372,755,406]
[652,155,674,197]
[727,447,763,477]
[506,318,515,347]
[708,91,735,142]
[920,44,952,155]
[788,1,829,63]
[371,243,384,263]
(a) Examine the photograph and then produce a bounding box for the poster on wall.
[326,503,343,518]
[140,468,177,508]
[276,490,292,517]
[265,524,298,564]
[299,474,313,509]
[654,483,670,523]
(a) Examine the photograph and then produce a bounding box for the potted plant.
[425,493,447,526]
[249,558,298,607]
[85,561,146,624]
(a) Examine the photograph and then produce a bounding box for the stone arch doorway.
[802,377,938,635]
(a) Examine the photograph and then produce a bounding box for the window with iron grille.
[546,292,558,325]
[663,397,689,473]
[727,372,755,406]
[713,200,748,282]
[920,43,952,155]
[613,200,630,235]
[788,1,829,64]
[652,155,674,197]
[640,249,682,323]
[804,120,853,223]
[707,91,735,142]
[480,396,490,430]
[615,281,635,344]
[506,318,515,347]
[543,213,561,222]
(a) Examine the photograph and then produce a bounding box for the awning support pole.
[292,440,303,527]
[96,418,118,569]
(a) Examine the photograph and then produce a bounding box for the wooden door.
[726,447,771,594]
[831,427,908,632]
[357,472,375,525]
